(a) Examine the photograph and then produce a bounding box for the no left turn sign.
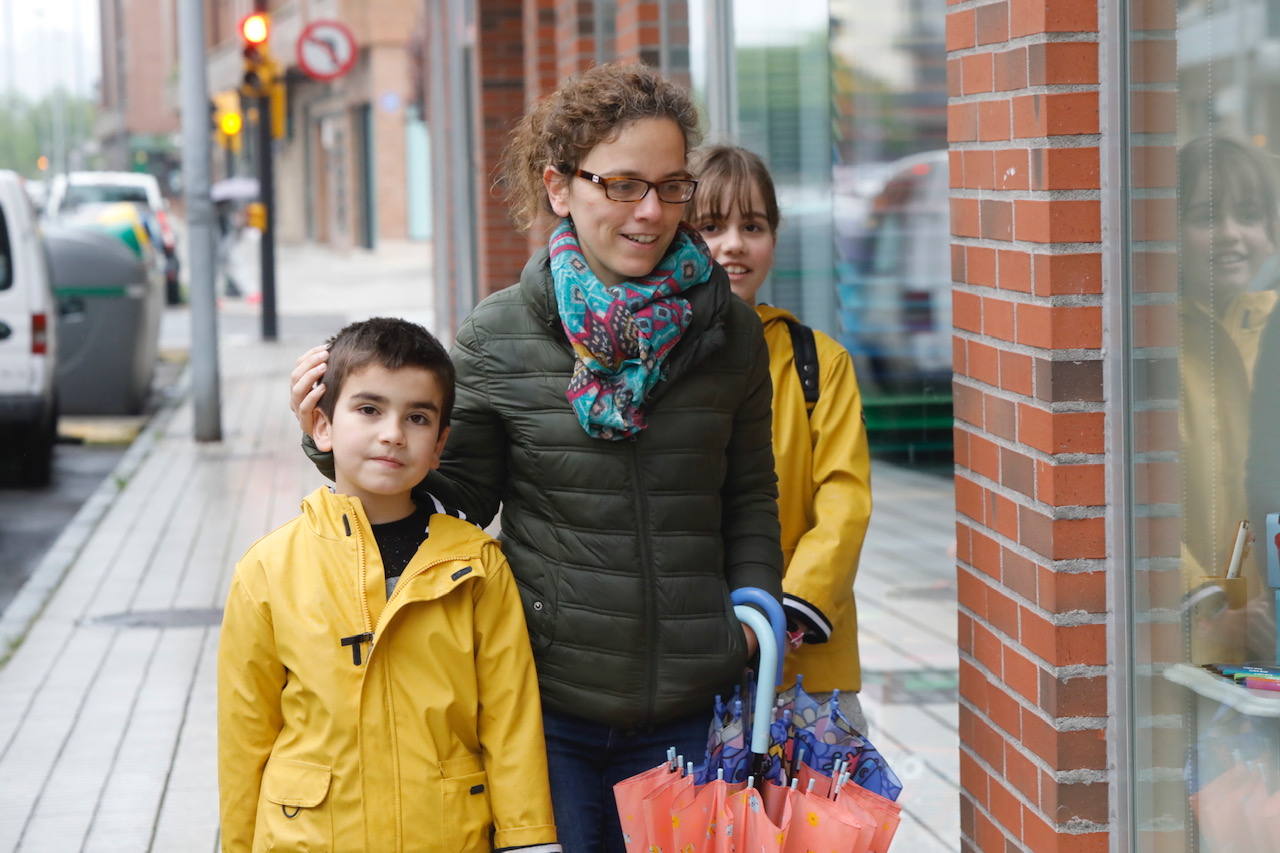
[296,20,358,82]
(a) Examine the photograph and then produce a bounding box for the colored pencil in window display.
[1241,677,1280,692]
[1225,519,1250,579]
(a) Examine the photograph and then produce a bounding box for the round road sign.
[296,20,358,82]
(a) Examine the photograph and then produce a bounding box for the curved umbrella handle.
[731,587,787,685]
[733,604,779,758]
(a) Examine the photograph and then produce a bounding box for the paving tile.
[0,239,964,851]
[859,463,960,851]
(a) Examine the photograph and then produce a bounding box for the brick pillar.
[614,0,661,67]
[948,1,1110,849]
[615,0,690,86]
[475,0,530,295]
[555,0,597,80]
[523,0,559,107]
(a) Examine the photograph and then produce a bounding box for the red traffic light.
[240,12,270,45]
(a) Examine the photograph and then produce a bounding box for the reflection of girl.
[687,146,872,730]
[1179,137,1279,652]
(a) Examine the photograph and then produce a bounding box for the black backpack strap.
[785,318,820,412]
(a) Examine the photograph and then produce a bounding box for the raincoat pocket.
[440,755,493,853]
[257,757,333,852]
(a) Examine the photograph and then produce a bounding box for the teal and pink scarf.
[550,219,712,440]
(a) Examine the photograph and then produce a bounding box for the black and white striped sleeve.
[783,593,833,644]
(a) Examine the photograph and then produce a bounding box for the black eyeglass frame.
[573,169,699,204]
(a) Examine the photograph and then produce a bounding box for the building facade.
[423,0,1280,849]
[203,0,428,248]
[97,0,182,186]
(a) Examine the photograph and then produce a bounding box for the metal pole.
[178,0,222,441]
[257,93,278,341]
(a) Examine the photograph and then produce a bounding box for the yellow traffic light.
[218,111,243,137]
[36,155,48,171]
[245,202,267,232]
[240,13,269,45]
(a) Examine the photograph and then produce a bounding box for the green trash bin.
[45,223,163,415]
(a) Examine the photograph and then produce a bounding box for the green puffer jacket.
[308,249,782,727]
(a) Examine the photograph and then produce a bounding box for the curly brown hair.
[498,63,702,232]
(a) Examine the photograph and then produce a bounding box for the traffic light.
[239,12,273,97]
[212,90,244,152]
[219,111,243,137]
[237,11,286,139]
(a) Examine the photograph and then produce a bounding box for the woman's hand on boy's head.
[290,345,329,436]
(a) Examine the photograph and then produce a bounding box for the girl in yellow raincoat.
[687,145,874,727]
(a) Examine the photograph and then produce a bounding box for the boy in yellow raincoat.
[688,146,874,728]
[217,318,559,853]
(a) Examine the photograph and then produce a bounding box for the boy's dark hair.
[318,317,456,427]
[686,145,781,234]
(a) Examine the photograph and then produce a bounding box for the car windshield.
[61,184,150,209]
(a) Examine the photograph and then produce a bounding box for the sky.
[2,0,100,100]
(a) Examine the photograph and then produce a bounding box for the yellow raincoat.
[217,487,558,853]
[756,304,873,693]
[1181,291,1278,584]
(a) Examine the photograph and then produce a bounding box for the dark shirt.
[370,502,432,599]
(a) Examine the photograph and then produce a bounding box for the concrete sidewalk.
[0,240,958,851]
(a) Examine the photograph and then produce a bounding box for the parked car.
[835,150,952,394]
[23,178,48,216]
[46,171,182,305]
[0,171,59,485]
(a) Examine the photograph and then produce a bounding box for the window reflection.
[831,0,951,457]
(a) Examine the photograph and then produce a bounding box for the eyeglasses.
[574,169,698,204]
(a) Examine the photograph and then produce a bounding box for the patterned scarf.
[550,219,713,440]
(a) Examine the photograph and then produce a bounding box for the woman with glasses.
[289,63,781,850]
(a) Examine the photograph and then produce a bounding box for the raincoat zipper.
[344,503,476,664]
[629,441,658,727]
[346,509,376,662]
[345,504,478,852]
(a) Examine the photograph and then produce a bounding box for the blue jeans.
[542,707,709,853]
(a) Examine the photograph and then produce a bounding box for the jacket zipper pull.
[340,632,374,666]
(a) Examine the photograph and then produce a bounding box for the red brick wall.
[947,0,1111,849]
[615,0,690,87]
[555,0,598,80]
[474,0,685,293]
[476,0,530,295]
[523,0,559,107]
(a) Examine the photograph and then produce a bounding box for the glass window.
[830,0,951,459]
[1129,0,1280,848]
[688,0,952,460]
[0,202,11,291]
[60,184,150,210]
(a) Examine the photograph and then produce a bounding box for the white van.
[0,171,58,485]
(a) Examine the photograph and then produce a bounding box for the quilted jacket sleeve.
[422,313,509,528]
[721,307,784,601]
[473,544,560,850]
[217,566,285,853]
[782,341,872,641]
